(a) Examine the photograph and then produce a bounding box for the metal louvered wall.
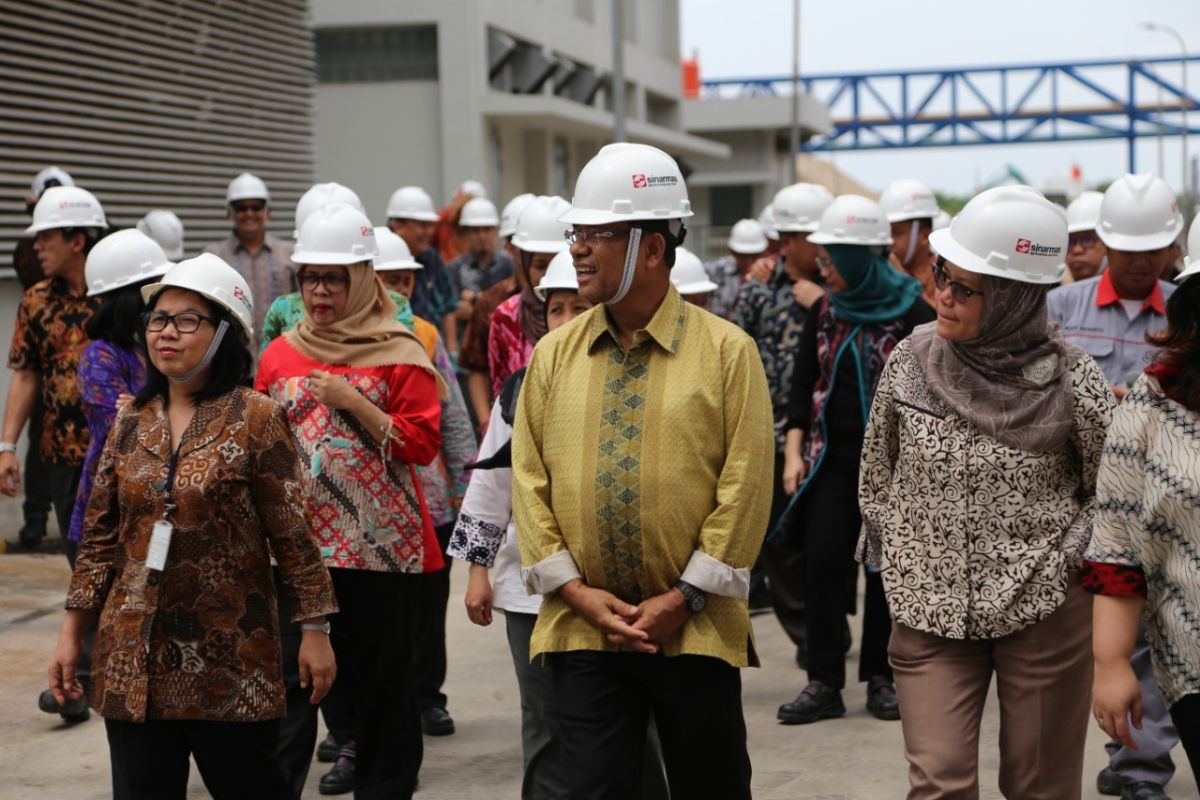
[0,0,315,268]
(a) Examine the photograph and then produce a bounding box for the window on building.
[316,26,438,83]
[710,185,755,227]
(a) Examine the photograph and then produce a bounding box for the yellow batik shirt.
[513,286,774,667]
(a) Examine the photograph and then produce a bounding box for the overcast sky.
[681,0,1199,196]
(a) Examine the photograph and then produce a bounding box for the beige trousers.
[889,578,1092,800]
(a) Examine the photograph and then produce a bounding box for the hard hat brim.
[140,282,254,343]
[514,239,569,254]
[88,261,173,297]
[534,282,579,302]
[807,231,893,246]
[772,221,820,234]
[558,207,694,226]
[374,259,423,272]
[1175,260,1200,283]
[729,239,769,254]
[1066,221,1099,234]
[388,211,439,223]
[675,281,719,294]
[1096,227,1180,253]
[293,250,377,266]
[929,228,1064,285]
[885,211,938,223]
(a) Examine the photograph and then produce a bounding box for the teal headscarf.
[825,244,922,324]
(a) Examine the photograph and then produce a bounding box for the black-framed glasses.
[142,310,213,334]
[1068,233,1101,250]
[298,270,350,294]
[231,201,266,214]
[932,259,985,303]
[564,228,630,246]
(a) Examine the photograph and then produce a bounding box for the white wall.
[314,81,444,219]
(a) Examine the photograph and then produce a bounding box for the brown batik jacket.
[66,386,337,723]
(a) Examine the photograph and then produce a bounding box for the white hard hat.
[141,254,254,343]
[85,229,172,297]
[1176,211,1200,283]
[225,172,270,205]
[808,195,893,247]
[294,182,365,239]
[929,185,1067,285]
[1065,191,1105,234]
[459,180,487,199]
[933,210,952,231]
[137,210,185,260]
[534,250,579,301]
[459,197,500,227]
[386,186,439,222]
[559,143,693,226]
[728,218,769,254]
[25,186,107,235]
[30,166,74,197]
[758,203,780,241]
[879,179,939,223]
[772,183,834,233]
[1096,174,1184,252]
[513,196,572,253]
[293,203,380,265]
[499,193,536,239]
[670,247,718,295]
[372,227,422,272]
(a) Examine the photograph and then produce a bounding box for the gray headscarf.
[908,275,1073,454]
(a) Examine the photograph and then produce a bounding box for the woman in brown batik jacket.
[48,255,337,800]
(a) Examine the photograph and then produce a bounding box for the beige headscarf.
[286,263,447,397]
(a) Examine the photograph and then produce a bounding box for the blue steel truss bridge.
[702,56,1200,171]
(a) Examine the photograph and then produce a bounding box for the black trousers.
[105,717,291,800]
[274,570,319,799]
[762,451,807,648]
[412,521,453,712]
[52,462,93,682]
[1171,694,1200,792]
[22,401,51,527]
[551,651,752,800]
[329,567,422,799]
[796,454,892,689]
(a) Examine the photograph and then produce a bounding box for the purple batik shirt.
[69,341,146,542]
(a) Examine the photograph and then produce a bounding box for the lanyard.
[155,443,184,515]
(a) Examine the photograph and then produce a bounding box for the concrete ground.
[0,522,1195,799]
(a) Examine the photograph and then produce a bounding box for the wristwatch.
[674,580,707,614]
[0,443,17,454]
[300,621,331,635]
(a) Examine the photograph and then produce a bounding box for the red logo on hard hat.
[232,285,251,310]
[632,174,647,189]
[847,216,857,223]
[1015,238,1032,254]
[361,226,372,237]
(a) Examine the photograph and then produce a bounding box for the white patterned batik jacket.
[857,337,1115,640]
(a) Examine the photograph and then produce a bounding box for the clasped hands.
[558,579,690,654]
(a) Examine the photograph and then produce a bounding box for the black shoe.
[1120,782,1170,800]
[421,706,455,736]
[317,732,342,763]
[38,688,90,723]
[777,680,845,725]
[319,744,355,797]
[1097,767,1126,796]
[865,676,900,721]
[18,519,46,549]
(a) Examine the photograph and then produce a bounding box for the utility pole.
[788,0,801,184]
[1140,22,1190,218]
[612,0,626,142]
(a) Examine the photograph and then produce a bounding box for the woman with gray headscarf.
[857,186,1115,799]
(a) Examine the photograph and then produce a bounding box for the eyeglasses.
[563,228,631,246]
[298,270,350,293]
[142,310,213,334]
[932,260,985,303]
[1068,233,1101,250]
[231,201,266,214]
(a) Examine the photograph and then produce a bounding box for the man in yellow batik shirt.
[513,143,774,800]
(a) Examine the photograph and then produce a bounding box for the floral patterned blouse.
[857,338,1114,640]
[487,294,534,397]
[255,337,444,573]
[8,278,101,463]
[66,387,337,723]
[68,341,145,542]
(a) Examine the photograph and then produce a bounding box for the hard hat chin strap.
[902,219,919,267]
[606,227,642,305]
[170,320,230,383]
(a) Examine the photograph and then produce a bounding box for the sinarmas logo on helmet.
[1015,238,1062,257]
[232,285,252,310]
[631,174,678,189]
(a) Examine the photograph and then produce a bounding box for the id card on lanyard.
[148,444,183,572]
